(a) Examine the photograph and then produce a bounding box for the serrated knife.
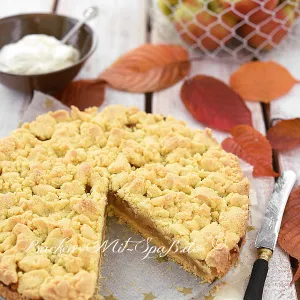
[244,170,297,300]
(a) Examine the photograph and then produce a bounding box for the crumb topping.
[0,105,249,299]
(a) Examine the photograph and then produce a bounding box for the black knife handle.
[244,259,269,300]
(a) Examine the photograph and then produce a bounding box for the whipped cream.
[0,34,80,75]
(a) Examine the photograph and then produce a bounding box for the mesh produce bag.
[154,0,300,61]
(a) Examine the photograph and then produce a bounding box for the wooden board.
[151,3,297,299]
[262,22,300,297]
[262,24,300,186]
[0,0,54,18]
[56,0,147,110]
[0,0,298,298]
[0,0,54,139]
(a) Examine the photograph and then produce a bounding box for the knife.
[244,170,297,300]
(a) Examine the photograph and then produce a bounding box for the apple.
[239,4,296,50]
[157,0,179,17]
[218,0,279,22]
[173,0,239,50]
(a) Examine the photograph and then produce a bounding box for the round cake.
[0,105,249,300]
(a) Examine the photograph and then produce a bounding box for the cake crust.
[0,105,250,300]
[0,282,28,300]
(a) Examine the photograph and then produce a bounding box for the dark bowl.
[0,13,96,94]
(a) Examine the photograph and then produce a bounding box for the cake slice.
[104,106,250,282]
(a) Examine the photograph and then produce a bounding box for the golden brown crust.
[0,105,250,299]
[0,282,29,300]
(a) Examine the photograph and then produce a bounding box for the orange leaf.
[222,125,278,177]
[267,118,300,151]
[180,75,252,132]
[279,187,300,282]
[55,79,106,110]
[98,44,190,93]
[229,61,297,103]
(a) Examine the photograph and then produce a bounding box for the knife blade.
[244,170,297,300]
[255,170,297,250]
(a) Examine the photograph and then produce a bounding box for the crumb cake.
[0,105,249,300]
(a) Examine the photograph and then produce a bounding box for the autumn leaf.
[267,118,300,151]
[55,79,106,110]
[230,61,298,103]
[279,187,300,282]
[180,75,252,132]
[98,44,190,93]
[222,125,278,177]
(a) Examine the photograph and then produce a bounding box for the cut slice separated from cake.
[107,111,249,282]
[0,105,249,300]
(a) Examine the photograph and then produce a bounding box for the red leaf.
[98,44,191,93]
[180,75,252,132]
[55,79,106,110]
[222,125,278,177]
[230,61,298,103]
[279,187,300,282]
[267,118,300,151]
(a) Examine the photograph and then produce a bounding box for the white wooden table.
[0,1,300,299]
